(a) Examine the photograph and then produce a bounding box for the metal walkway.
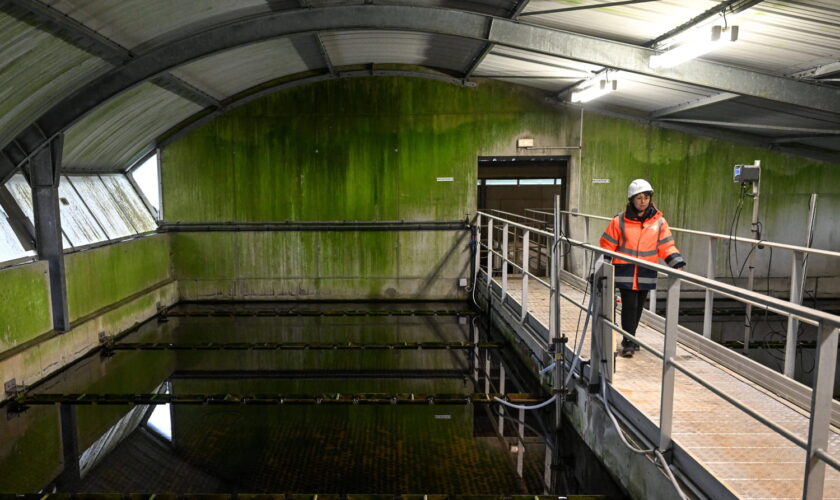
[476,209,840,499]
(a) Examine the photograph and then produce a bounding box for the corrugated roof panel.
[63,83,203,171]
[590,74,716,113]
[322,31,484,72]
[67,175,135,239]
[385,0,517,17]
[57,175,108,247]
[0,11,111,150]
[41,0,275,50]
[520,0,720,45]
[171,36,322,100]
[100,174,156,233]
[476,47,598,79]
[698,0,840,75]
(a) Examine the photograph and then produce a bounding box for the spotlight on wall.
[570,78,618,103]
[650,25,739,69]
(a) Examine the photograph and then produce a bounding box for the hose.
[494,393,558,410]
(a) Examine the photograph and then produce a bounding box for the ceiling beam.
[772,134,840,144]
[463,43,494,80]
[792,61,840,80]
[520,0,658,18]
[508,0,531,19]
[150,73,222,109]
[1,0,131,64]
[645,0,765,48]
[3,4,840,179]
[656,118,840,135]
[315,33,336,76]
[649,92,740,118]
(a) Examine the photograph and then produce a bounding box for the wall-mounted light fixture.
[570,78,618,103]
[650,25,739,69]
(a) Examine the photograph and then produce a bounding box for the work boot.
[620,341,634,358]
[633,343,640,352]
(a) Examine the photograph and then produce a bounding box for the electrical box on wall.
[733,164,760,183]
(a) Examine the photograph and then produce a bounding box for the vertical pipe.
[703,237,717,339]
[486,219,493,286]
[502,222,509,301]
[498,364,506,436]
[803,324,839,500]
[522,229,530,322]
[549,198,559,340]
[743,169,761,354]
[659,275,681,452]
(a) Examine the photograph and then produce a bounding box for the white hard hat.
[627,178,654,199]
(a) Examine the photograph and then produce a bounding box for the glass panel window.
[6,174,72,249]
[0,204,34,263]
[130,154,160,212]
[57,176,108,248]
[68,176,135,240]
[518,178,556,185]
[485,179,518,186]
[100,175,156,233]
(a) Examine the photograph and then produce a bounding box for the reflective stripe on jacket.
[599,209,685,290]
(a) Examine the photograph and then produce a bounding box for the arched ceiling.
[1,0,839,180]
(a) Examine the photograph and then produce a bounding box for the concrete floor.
[502,276,840,499]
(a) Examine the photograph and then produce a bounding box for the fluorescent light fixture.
[570,79,618,103]
[650,25,739,69]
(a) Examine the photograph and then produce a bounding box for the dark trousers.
[619,289,649,347]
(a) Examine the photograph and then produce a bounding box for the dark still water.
[0,302,623,497]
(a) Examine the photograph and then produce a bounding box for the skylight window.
[129,154,160,214]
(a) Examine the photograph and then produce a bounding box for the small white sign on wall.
[592,178,610,184]
[436,177,454,182]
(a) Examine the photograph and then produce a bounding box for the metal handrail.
[475,209,840,499]
[530,208,840,259]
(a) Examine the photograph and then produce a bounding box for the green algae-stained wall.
[0,261,51,353]
[163,77,576,299]
[65,234,172,322]
[578,113,840,280]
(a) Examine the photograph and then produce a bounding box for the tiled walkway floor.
[502,276,840,499]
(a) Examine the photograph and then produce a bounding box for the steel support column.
[31,136,70,332]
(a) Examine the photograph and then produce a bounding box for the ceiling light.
[570,79,618,103]
[650,25,739,69]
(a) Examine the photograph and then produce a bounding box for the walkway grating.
[502,276,840,500]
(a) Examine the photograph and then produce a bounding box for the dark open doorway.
[477,156,568,216]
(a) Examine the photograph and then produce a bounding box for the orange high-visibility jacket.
[599,208,685,290]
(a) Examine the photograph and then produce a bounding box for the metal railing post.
[659,275,681,453]
[550,198,559,340]
[649,285,657,312]
[498,363,506,436]
[590,262,605,390]
[486,218,493,286]
[559,212,566,273]
[803,324,839,499]
[785,251,805,377]
[484,349,491,394]
[474,214,482,285]
[502,223,509,301]
[602,262,615,382]
[522,229,530,322]
[703,237,717,339]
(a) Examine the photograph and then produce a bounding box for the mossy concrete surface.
[0,260,52,353]
[65,234,172,322]
[577,114,840,285]
[163,77,576,300]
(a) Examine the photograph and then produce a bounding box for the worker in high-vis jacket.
[599,179,686,358]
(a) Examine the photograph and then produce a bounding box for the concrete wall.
[0,234,177,399]
[161,77,580,300]
[570,113,840,294]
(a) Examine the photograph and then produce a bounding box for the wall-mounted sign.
[592,178,610,183]
[436,177,454,182]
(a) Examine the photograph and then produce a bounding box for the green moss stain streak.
[162,78,567,295]
[0,261,51,353]
[65,235,171,322]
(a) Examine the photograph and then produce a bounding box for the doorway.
[477,156,568,217]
